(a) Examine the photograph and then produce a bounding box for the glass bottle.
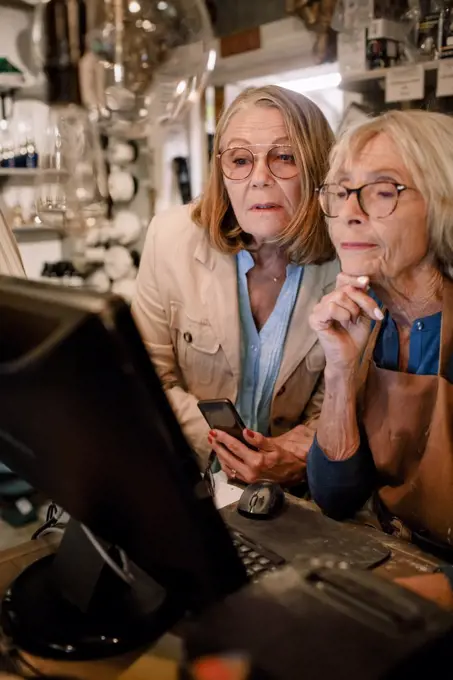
[34,0,106,235]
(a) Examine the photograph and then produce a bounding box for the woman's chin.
[339,254,379,279]
[341,264,375,278]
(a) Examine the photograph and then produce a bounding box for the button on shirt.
[235,250,303,435]
[373,310,441,375]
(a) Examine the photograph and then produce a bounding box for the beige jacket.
[132,204,339,464]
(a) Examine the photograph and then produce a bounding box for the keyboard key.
[231,530,285,580]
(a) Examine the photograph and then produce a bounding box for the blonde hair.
[191,85,335,265]
[328,109,453,279]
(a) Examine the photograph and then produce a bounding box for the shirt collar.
[237,249,301,277]
[237,249,255,276]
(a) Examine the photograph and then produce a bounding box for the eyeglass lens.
[319,182,400,218]
[220,146,298,180]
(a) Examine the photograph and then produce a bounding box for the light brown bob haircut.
[326,108,453,279]
[191,85,336,265]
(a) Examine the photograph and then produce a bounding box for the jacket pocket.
[170,302,220,386]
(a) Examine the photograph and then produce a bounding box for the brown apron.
[359,278,453,547]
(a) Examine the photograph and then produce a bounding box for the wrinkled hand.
[309,273,383,372]
[271,425,315,462]
[208,426,313,486]
[395,573,453,610]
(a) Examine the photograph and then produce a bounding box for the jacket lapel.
[195,239,241,381]
[273,263,330,395]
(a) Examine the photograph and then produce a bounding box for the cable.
[46,502,58,522]
[80,524,135,585]
[34,526,65,539]
[0,628,46,677]
[33,504,134,584]
[31,506,65,540]
[13,650,47,677]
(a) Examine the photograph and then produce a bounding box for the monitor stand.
[1,520,183,660]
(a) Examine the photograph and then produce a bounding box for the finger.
[312,287,383,327]
[312,300,356,331]
[336,273,370,290]
[329,292,361,324]
[217,456,241,481]
[212,440,253,482]
[211,429,259,466]
[339,286,384,321]
[243,429,274,452]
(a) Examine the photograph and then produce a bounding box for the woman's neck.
[372,265,443,327]
[249,242,287,269]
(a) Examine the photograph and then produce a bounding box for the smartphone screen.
[197,399,258,450]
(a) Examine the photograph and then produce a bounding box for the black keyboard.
[231,530,286,579]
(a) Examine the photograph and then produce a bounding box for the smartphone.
[197,398,258,450]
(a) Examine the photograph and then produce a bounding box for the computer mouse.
[237,481,285,519]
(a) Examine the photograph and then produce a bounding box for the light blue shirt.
[235,249,303,435]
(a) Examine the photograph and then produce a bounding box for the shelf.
[13,225,63,242]
[341,60,439,94]
[0,76,48,101]
[0,169,70,180]
[14,77,48,102]
[2,0,39,9]
[0,169,40,177]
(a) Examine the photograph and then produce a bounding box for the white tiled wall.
[18,239,63,280]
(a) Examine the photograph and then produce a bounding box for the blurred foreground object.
[32,1,107,234]
[287,0,337,63]
[81,0,215,137]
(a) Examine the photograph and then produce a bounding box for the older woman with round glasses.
[132,85,338,487]
[306,109,453,608]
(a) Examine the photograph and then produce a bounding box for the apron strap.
[439,277,453,378]
[356,309,386,404]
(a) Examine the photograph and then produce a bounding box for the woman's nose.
[339,190,367,223]
[250,155,274,186]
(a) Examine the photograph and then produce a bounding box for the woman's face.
[220,106,301,246]
[328,133,429,282]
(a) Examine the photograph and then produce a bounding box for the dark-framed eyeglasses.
[217,144,299,181]
[317,181,416,219]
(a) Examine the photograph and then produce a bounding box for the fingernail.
[209,430,217,438]
[245,429,254,438]
[357,276,369,286]
[374,307,384,320]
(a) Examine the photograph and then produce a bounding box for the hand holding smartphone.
[197,399,258,450]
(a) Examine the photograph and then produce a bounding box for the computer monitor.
[0,276,247,660]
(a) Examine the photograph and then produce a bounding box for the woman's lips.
[340,242,378,250]
[249,203,282,211]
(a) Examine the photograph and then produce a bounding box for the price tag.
[436,60,453,97]
[385,65,425,103]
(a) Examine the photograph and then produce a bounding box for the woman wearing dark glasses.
[132,85,338,488]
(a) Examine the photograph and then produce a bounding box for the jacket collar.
[195,231,338,390]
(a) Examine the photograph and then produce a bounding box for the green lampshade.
[0,57,25,91]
